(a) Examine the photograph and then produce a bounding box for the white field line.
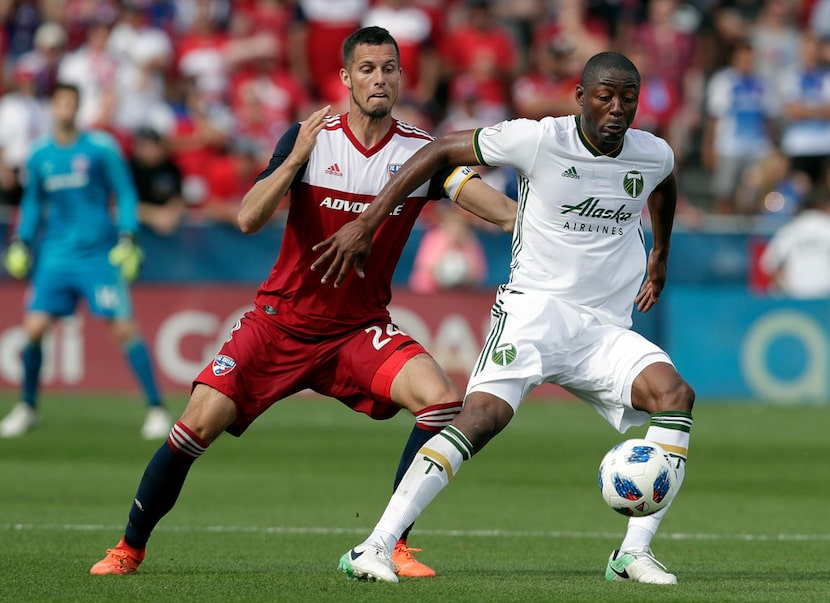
[2,523,829,542]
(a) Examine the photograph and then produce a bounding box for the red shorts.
[194,306,427,435]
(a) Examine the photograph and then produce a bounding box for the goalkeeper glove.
[3,239,32,279]
[108,233,144,283]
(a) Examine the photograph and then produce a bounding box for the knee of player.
[397,372,463,413]
[109,320,139,345]
[23,314,54,341]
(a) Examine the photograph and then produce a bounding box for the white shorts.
[466,288,673,433]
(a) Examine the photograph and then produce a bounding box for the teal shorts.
[28,257,133,320]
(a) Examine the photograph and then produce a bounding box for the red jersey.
[253,114,449,338]
[440,24,518,105]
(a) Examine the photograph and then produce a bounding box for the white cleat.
[0,403,38,438]
[605,548,678,585]
[339,543,398,583]
[141,407,172,440]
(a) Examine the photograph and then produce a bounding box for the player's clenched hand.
[311,221,373,287]
[3,239,32,279]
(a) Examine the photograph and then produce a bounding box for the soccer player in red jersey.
[90,26,516,578]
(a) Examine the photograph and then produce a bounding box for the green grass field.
[1,392,828,602]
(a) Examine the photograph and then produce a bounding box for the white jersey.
[473,115,674,327]
[759,209,830,299]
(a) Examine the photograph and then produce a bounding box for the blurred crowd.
[1,0,830,239]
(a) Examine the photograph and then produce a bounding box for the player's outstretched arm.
[238,105,330,234]
[636,172,677,313]
[311,130,480,287]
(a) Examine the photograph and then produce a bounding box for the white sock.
[364,426,472,552]
[620,414,691,553]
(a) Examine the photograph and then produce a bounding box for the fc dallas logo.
[212,354,237,376]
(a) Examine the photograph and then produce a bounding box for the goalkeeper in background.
[0,82,170,440]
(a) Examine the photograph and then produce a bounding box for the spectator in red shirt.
[628,46,682,146]
[167,76,234,208]
[294,0,368,102]
[202,139,269,226]
[440,0,520,116]
[362,0,441,109]
[511,33,581,120]
[174,0,231,105]
[232,0,300,62]
[532,0,610,71]
[228,35,311,158]
[625,0,697,103]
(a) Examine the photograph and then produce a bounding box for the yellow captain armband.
[443,166,480,202]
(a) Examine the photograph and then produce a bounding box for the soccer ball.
[597,439,677,517]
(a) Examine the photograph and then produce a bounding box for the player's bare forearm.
[311,130,481,287]
[639,173,676,313]
[357,131,480,233]
[237,163,301,234]
[455,178,517,234]
[647,172,677,262]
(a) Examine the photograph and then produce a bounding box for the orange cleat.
[89,537,145,575]
[392,542,436,578]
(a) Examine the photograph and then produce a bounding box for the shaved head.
[581,52,640,88]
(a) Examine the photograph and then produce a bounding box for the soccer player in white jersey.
[316,51,696,585]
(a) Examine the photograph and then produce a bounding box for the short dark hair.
[581,52,640,87]
[52,81,80,100]
[342,26,400,69]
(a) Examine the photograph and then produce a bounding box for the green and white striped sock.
[369,426,473,551]
[620,411,693,552]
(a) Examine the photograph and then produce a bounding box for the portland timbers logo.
[623,170,644,198]
[491,343,517,366]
